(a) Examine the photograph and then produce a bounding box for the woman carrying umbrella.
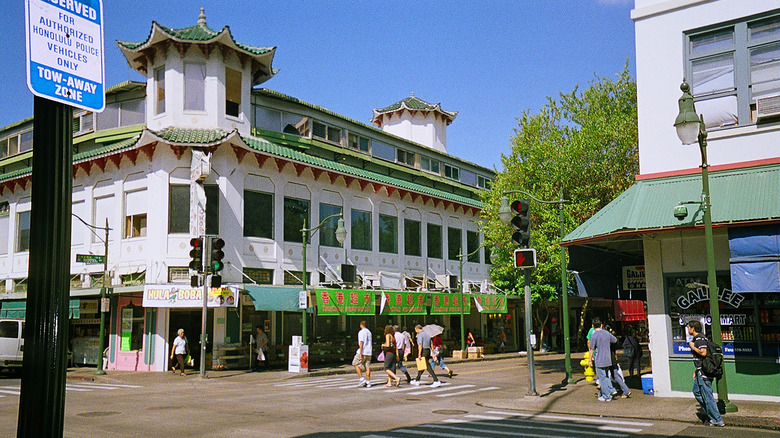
[430,333,454,378]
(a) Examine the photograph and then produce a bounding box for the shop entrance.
[169,309,213,369]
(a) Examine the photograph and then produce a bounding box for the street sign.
[514,248,537,269]
[298,290,308,309]
[25,0,105,112]
[76,254,104,264]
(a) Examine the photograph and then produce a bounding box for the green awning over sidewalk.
[244,285,309,312]
[0,300,80,319]
[563,164,780,245]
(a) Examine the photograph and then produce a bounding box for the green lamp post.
[457,242,488,353]
[300,213,347,345]
[673,79,736,413]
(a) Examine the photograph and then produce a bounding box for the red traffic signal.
[189,238,203,271]
[514,248,537,269]
[510,200,531,247]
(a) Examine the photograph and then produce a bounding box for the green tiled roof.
[241,135,482,208]
[118,21,273,56]
[150,127,232,146]
[373,95,457,120]
[74,135,141,162]
[562,164,780,244]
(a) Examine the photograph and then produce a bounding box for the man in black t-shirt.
[687,320,724,427]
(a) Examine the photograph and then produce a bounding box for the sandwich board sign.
[25,0,105,112]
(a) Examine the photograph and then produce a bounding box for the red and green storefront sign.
[429,292,471,315]
[381,291,427,315]
[314,288,375,315]
[473,294,508,313]
[314,289,506,316]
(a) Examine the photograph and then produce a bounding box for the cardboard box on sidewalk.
[451,350,466,360]
[467,346,484,355]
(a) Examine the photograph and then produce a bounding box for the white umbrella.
[422,324,444,338]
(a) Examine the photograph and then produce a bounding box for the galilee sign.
[25,0,105,112]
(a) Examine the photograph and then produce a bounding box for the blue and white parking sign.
[25,0,105,112]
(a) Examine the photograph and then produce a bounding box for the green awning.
[244,286,311,312]
[0,300,80,319]
[563,164,780,245]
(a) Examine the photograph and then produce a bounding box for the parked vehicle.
[0,318,24,371]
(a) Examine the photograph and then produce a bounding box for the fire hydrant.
[580,351,595,382]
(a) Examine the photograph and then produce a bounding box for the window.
[404,219,421,256]
[168,268,189,283]
[125,189,147,238]
[284,197,309,243]
[484,246,492,265]
[155,67,165,115]
[243,268,273,284]
[0,132,25,158]
[319,203,343,247]
[226,67,242,117]
[351,209,372,251]
[371,140,396,161]
[467,231,480,263]
[0,138,8,159]
[19,131,33,153]
[168,185,189,234]
[397,149,416,167]
[121,272,145,286]
[312,121,341,144]
[254,107,309,136]
[0,320,18,338]
[447,227,462,260]
[184,62,206,111]
[444,164,460,181]
[0,202,9,255]
[460,170,477,186]
[72,111,93,135]
[120,304,144,351]
[348,133,370,152]
[125,214,147,238]
[478,175,493,190]
[205,185,219,235]
[378,214,397,253]
[421,156,441,174]
[244,190,273,238]
[16,211,30,252]
[284,270,305,285]
[686,13,780,128]
[427,223,442,259]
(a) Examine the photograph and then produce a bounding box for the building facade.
[564,0,779,401]
[0,10,502,371]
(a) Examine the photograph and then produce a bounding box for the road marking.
[65,387,93,392]
[462,414,507,421]
[391,428,486,438]
[462,418,630,437]
[421,423,562,438]
[274,377,352,387]
[452,365,517,376]
[598,425,644,433]
[485,411,654,427]
[407,383,472,395]
[0,388,21,396]
[82,383,141,388]
[67,384,118,390]
[437,386,499,397]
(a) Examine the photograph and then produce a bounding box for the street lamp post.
[674,79,737,413]
[301,213,347,345]
[499,189,572,386]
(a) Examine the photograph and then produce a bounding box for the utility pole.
[96,218,110,375]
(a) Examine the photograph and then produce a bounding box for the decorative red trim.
[327,172,339,185]
[169,145,185,160]
[294,163,307,177]
[343,176,355,188]
[312,168,324,181]
[274,158,288,173]
[373,183,384,194]
[94,157,107,173]
[255,154,268,168]
[411,193,421,203]
[203,145,219,155]
[397,189,407,200]
[108,154,122,169]
[231,145,248,164]
[141,142,156,161]
[442,200,451,211]
[636,157,780,181]
[420,195,430,205]
[358,180,370,192]
[125,148,140,165]
[386,186,397,197]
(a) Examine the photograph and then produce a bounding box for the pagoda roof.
[117,8,276,85]
[372,94,457,126]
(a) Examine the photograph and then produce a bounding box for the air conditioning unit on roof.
[756,95,780,120]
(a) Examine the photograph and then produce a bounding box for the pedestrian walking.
[411,324,440,388]
[606,326,631,398]
[622,328,642,377]
[429,334,453,378]
[402,326,413,361]
[687,320,725,427]
[352,320,372,387]
[382,325,401,387]
[254,326,269,371]
[394,325,412,383]
[589,318,617,401]
[498,328,507,353]
[170,328,189,376]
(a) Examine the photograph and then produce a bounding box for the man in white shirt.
[352,321,372,387]
[393,325,412,383]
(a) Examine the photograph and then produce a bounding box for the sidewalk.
[67,351,779,431]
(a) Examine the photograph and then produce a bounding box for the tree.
[480,64,638,338]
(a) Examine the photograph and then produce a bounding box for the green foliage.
[480,64,638,301]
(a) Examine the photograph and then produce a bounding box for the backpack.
[700,337,723,379]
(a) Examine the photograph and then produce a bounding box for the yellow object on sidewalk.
[580,351,595,381]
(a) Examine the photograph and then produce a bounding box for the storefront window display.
[666,273,779,358]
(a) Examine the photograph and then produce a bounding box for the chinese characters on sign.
[473,294,508,313]
[315,288,375,315]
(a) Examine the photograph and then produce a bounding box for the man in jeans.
[688,320,725,427]
[411,325,440,388]
[353,321,372,387]
[589,318,617,401]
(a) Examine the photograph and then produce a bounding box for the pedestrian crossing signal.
[514,248,537,269]
[510,200,531,248]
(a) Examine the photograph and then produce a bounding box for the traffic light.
[514,248,537,269]
[510,199,531,247]
[189,238,203,271]
[210,237,225,288]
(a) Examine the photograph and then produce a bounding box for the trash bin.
[641,373,654,395]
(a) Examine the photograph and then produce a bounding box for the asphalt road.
[0,359,775,437]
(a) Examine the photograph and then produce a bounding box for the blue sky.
[1,1,636,170]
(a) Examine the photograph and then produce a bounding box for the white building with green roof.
[0,10,501,371]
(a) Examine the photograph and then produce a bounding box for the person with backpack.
[687,320,725,427]
[622,328,642,377]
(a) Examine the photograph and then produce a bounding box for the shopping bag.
[185,354,193,367]
[257,349,266,361]
[377,351,385,362]
[415,357,427,371]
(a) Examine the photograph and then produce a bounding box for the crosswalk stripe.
[420,423,555,438]
[462,419,630,437]
[437,386,499,397]
[0,388,20,395]
[67,384,119,390]
[462,414,506,421]
[275,377,353,387]
[392,428,485,438]
[83,383,142,388]
[407,383,471,395]
[65,387,93,392]
[598,425,644,433]
[484,411,653,427]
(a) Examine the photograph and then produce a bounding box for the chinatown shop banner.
[381,291,428,315]
[142,284,239,308]
[473,294,508,313]
[429,292,470,315]
[315,288,375,315]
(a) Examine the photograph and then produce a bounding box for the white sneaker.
[366,382,372,388]
[431,381,441,388]
[358,377,366,387]
[410,379,420,386]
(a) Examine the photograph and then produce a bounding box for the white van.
[0,318,24,371]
